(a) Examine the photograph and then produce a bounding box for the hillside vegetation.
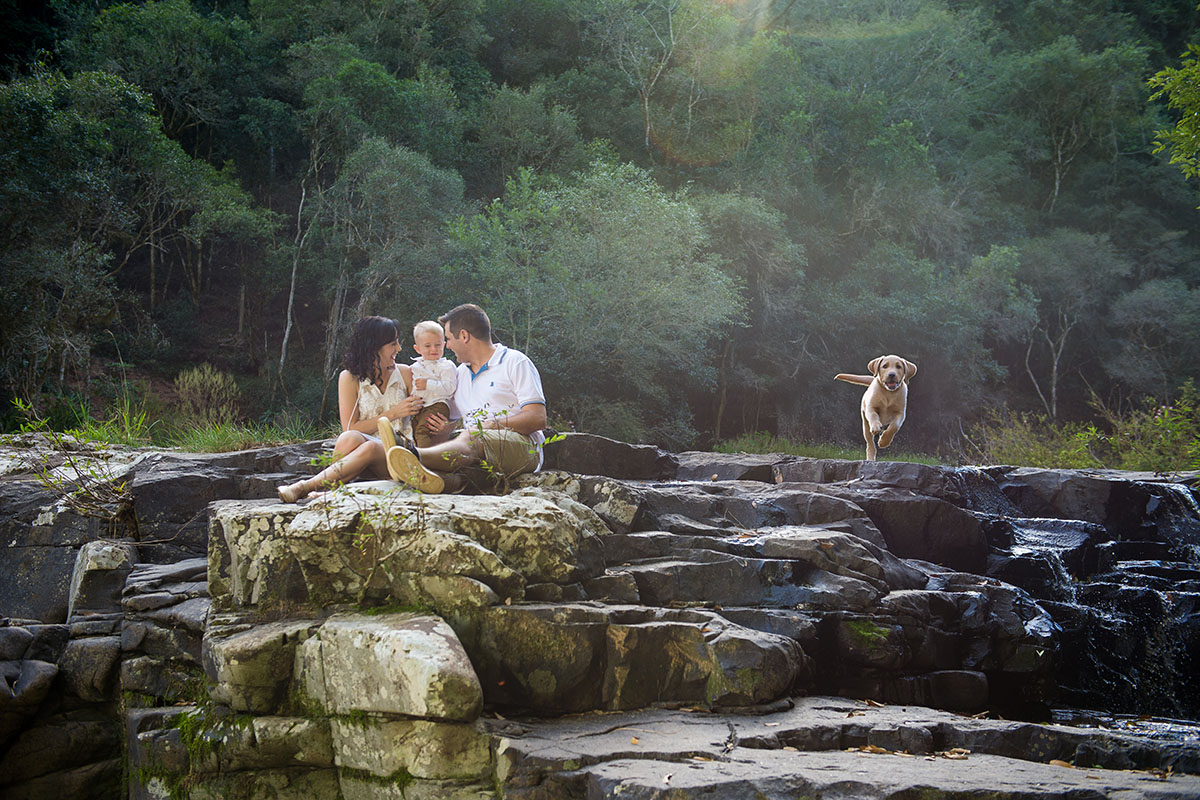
[1,0,1197,465]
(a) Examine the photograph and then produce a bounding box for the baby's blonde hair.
[412,320,443,342]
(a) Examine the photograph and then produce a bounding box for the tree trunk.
[714,340,731,441]
[148,229,156,313]
[276,185,309,401]
[318,265,349,419]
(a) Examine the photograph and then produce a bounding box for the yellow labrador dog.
[835,355,917,461]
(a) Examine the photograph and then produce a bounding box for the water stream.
[952,467,1200,719]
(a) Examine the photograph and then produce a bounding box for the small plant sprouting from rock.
[9,397,138,536]
[341,765,415,792]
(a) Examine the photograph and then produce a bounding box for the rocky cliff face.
[1,431,1198,799]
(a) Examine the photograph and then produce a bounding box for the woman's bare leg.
[278,433,387,502]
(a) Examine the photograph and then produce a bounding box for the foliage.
[1149,43,1200,181]
[969,409,1102,469]
[448,159,743,446]
[971,383,1200,473]
[1,0,1199,456]
[1084,381,1200,473]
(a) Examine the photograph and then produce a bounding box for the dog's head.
[868,355,917,391]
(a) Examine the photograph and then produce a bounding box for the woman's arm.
[338,370,365,432]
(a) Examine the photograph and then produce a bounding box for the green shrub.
[174,364,241,426]
[1086,381,1200,473]
[971,383,1200,474]
[969,410,1100,469]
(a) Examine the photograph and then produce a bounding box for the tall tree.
[448,160,744,445]
[1000,36,1148,214]
[1015,229,1133,419]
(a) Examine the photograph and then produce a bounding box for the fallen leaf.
[846,710,865,717]
[783,746,799,752]
[860,745,890,754]
[941,748,971,760]
[711,474,719,481]
[863,699,884,707]
[691,756,714,762]
[504,597,512,606]
[497,680,506,687]
[1049,760,1074,769]
[764,722,781,727]
[631,737,640,745]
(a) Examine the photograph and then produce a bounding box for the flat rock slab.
[562,750,1197,799]
[493,697,1200,799]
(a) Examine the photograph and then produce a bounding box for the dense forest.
[2,0,1198,456]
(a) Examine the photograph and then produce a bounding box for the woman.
[277,316,424,502]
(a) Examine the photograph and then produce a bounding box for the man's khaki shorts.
[472,428,539,477]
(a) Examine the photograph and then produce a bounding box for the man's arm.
[483,402,546,436]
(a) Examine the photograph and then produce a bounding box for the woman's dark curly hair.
[342,316,400,386]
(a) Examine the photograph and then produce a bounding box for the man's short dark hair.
[439,303,492,341]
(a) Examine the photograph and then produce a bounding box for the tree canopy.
[2,0,1198,453]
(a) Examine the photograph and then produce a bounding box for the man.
[385,303,547,493]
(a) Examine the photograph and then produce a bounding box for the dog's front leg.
[861,413,878,461]
[877,416,903,449]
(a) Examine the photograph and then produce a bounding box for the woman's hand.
[421,410,451,433]
[385,394,424,420]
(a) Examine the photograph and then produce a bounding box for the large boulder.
[541,432,679,480]
[210,484,609,616]
[296,613,482,721]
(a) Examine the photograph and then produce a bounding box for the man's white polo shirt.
[452,344,546,467]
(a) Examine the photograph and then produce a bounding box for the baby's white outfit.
[410,357,458,406]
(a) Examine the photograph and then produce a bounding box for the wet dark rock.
[58,637,121,702]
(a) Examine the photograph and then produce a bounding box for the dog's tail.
[835,373,874,386]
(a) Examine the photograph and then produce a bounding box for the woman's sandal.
[277,481,307,503]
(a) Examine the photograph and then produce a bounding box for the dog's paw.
[869,423,884,436]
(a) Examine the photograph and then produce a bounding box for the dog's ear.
[903,359,917,381]
[868,357,882,375]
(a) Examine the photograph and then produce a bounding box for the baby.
[409,320,458,448]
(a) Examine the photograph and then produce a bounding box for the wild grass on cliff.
[10,395,335,452]
[714,431,944,465]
